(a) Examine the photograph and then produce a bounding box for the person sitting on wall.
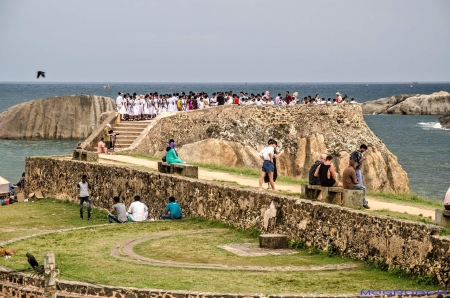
[127,195,148,222]
[314,155,343,203]
[161,196,183,220]
[165,146,185,164]
[343,160,370,209]
[108,196,128,223]
[308,154,326,200]
[97,137,106,154]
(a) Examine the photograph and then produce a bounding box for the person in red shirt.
[285,91,291,105]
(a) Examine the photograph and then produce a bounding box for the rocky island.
[0,95,116,139]
[118,104,409,193]
[362,91,450,115]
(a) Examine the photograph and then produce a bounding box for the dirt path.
[99,155,436,219]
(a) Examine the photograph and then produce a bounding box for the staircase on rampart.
[112,121,151,150]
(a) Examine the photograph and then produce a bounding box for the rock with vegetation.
[438,113,450,129]
[362,91,450,115]
[129,104,409,193]
[0,95,116,139]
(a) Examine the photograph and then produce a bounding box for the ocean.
[0,82,449,200]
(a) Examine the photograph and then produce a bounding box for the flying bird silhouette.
[37,71,45,79]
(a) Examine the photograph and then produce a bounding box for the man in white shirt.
[116,92,123,112]
[258,140,277,191]
[127,195,148,222]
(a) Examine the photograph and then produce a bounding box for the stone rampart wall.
[24,157,450,286]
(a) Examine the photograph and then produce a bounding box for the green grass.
[0,199,444,294]
[0,198,108,242]
[367,209,435,225]
[367,191,441,209]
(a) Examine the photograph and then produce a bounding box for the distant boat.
[410,85,413,88]
[102,84,110,89]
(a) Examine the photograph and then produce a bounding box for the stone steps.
[111,120,152,150]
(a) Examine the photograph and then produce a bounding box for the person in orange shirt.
[97,137,106,154]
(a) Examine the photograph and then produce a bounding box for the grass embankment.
[0,199,442,294]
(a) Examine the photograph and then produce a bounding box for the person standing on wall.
[76,175,91,220]
[350,144,368,187]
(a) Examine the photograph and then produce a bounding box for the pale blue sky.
[0,0,449,82]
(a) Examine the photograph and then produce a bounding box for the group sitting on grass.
[107,195,182,223]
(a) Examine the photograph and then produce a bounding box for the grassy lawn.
[0,199,443,294]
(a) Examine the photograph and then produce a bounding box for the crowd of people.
[115,91,358,121]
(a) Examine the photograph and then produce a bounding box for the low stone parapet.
[157,162,198,179]
[435,209,450,228]
[301,184,363,209]
[72,149,98,162]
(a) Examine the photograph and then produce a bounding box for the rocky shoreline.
[362,91,450,115]
[0,95,116,139]
[438,113,450,129]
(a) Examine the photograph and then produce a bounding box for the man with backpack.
[350,144,368,187]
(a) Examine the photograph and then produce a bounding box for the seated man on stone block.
[161,196,182,220]
[343,160,370,209]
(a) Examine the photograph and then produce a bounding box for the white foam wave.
[417,122,449,130]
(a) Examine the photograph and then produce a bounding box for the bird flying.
[37,71,45,79]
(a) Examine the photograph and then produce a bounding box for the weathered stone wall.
[25,157,450,285]
[130,104,409,192]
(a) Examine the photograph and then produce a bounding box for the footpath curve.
[98,154,436,219]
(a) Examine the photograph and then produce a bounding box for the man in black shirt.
[308,154,326,200]
[217,92,225,105]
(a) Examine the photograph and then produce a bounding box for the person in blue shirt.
[161,196,182,220]
[165,146,184,164]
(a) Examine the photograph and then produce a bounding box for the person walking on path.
[350,144,368,186]
[264,139,283,189]
[258,139,277,191]
[161,196,183,220]
[76,175,91,220]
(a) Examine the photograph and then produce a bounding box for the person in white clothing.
[116,92,123,113]
[127,195,148,222]
[76,175,91,220]
[258,140,277,191]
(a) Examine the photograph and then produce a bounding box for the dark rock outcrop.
[0,95,116,139]
[438,113,450,129]
[362,91,450,115]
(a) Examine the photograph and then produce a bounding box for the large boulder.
[0,95,116,139]
[362,91,450,115]
[131,104,409,193]
[439,113,450,129]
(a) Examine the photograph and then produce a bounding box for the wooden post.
[44,252,59,298]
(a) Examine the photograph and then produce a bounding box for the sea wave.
[417,122,449,130]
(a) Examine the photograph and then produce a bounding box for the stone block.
[259,234,288,249]
[173,164,198,179]
[301,184,320,200]
[342,189,364,209]
[72,149,98,162]
[157,162,173,174]
[435,209,450,228]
